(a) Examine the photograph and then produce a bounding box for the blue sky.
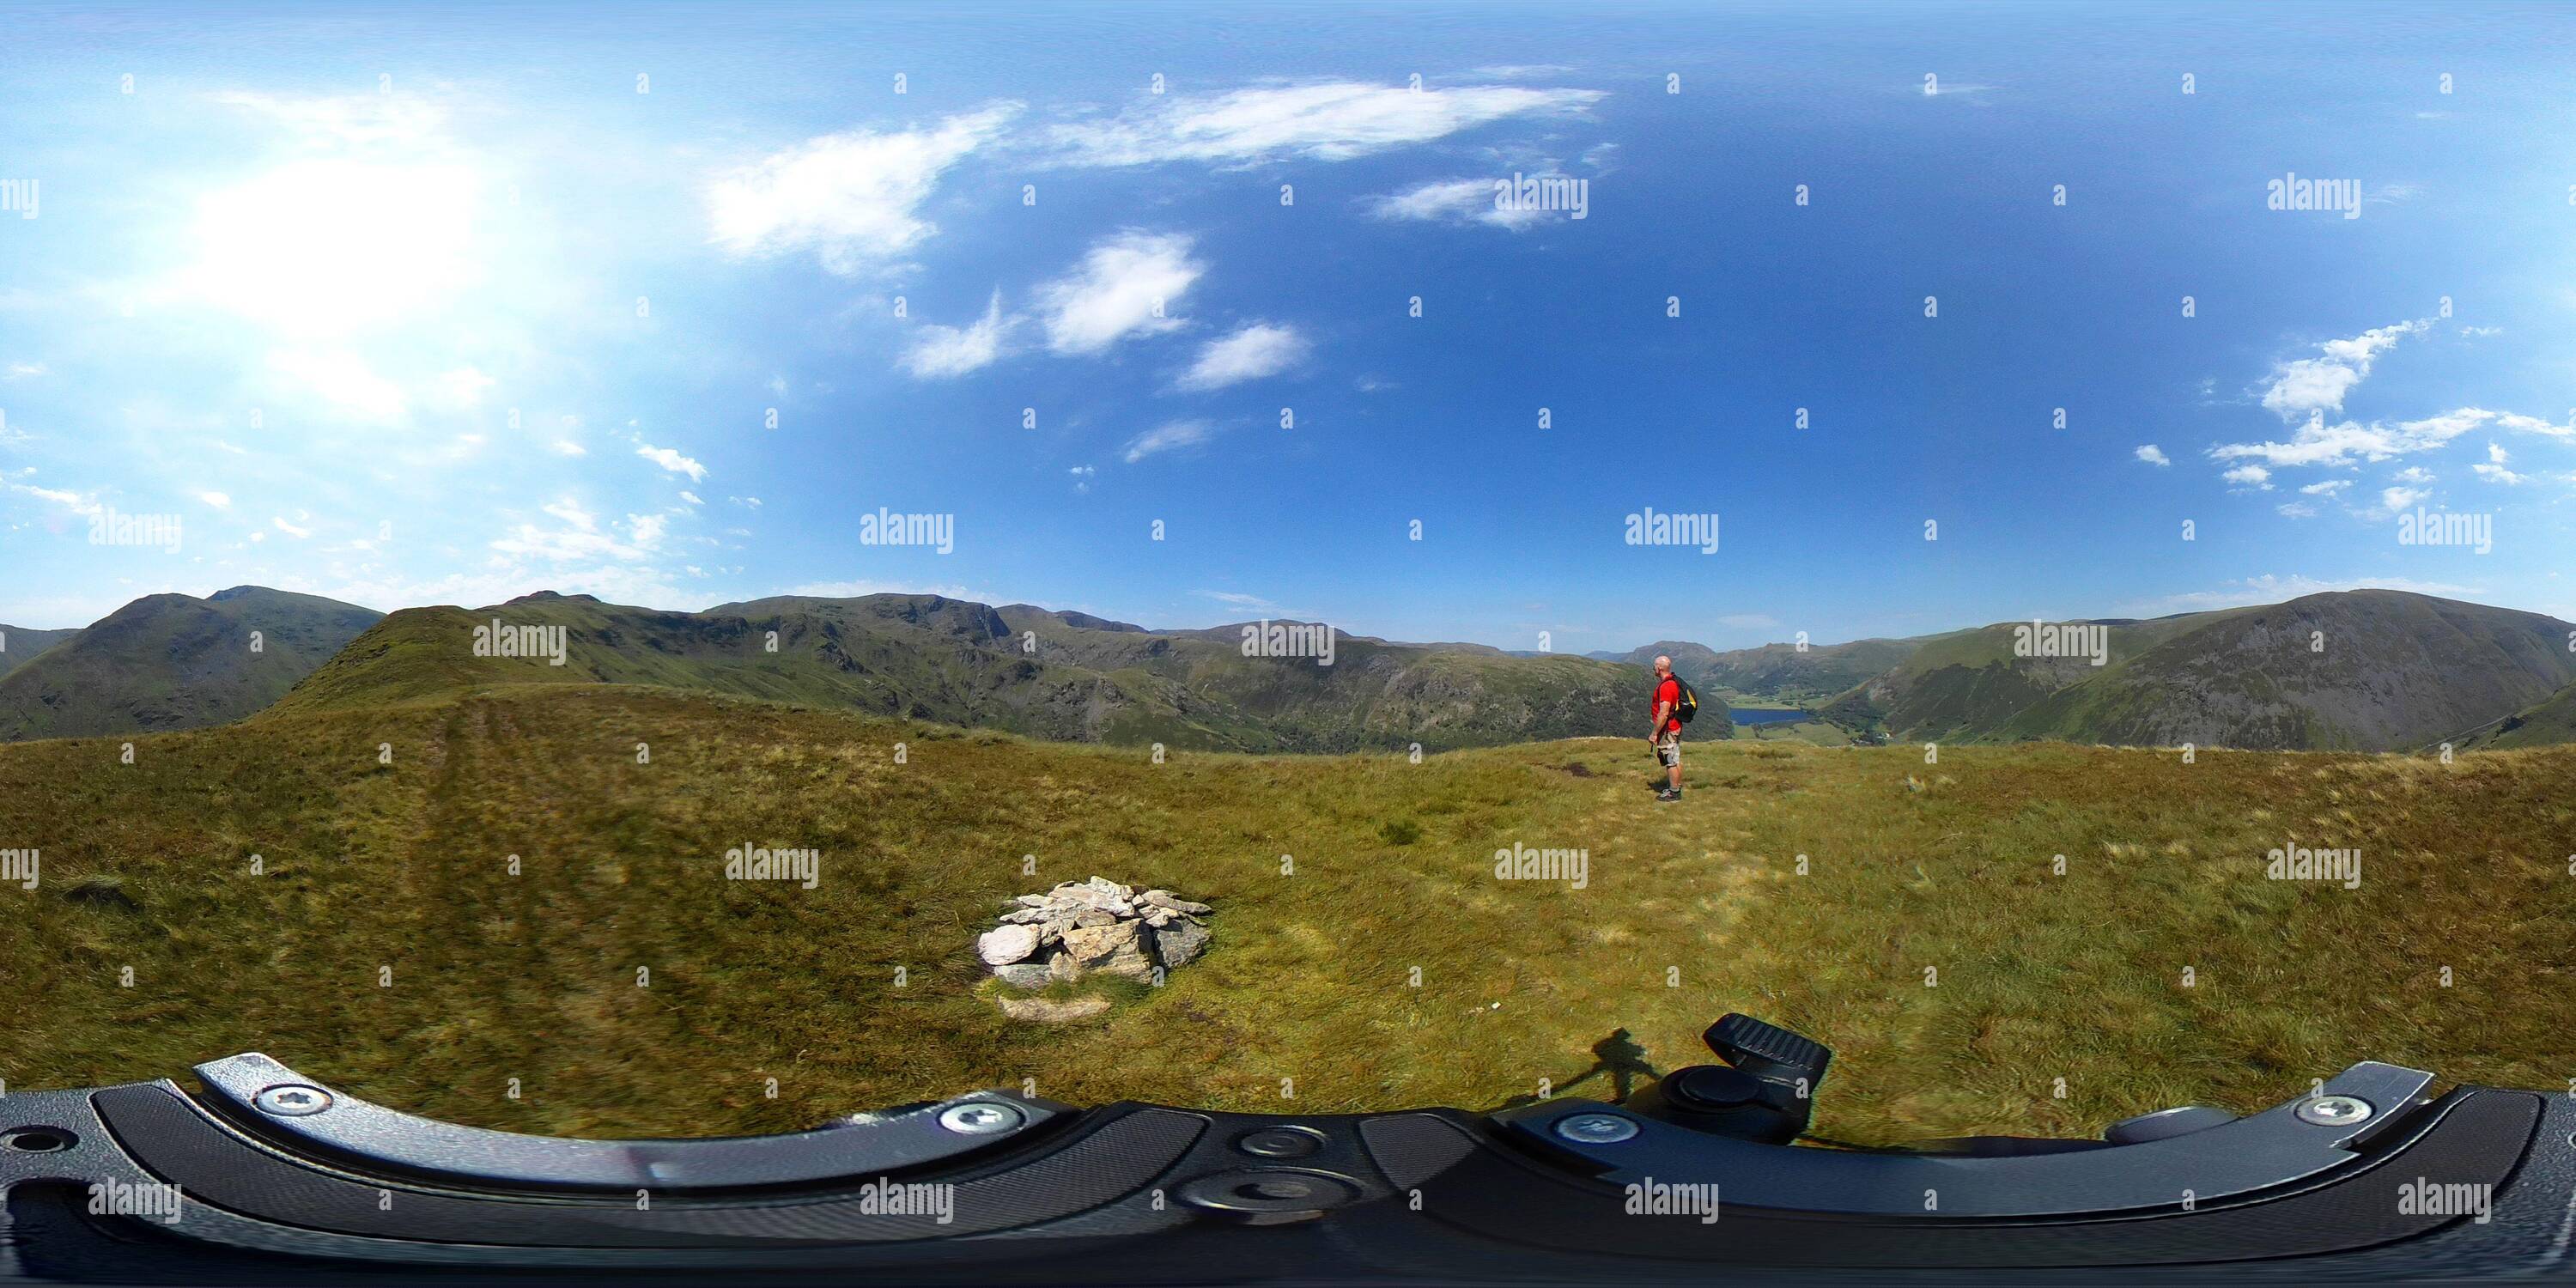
[3,2,2573,651]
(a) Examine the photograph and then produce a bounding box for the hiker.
[1649,655,1687,801]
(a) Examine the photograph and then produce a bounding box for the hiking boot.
[1656,787,1681,802]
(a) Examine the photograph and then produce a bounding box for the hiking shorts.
[1655,730,1681,767]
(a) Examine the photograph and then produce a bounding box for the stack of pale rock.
[975,876,1212,990]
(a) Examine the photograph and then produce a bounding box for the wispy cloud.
[708,104,1019,275]
[2210,407,2565,470]
[1122,419,1213,463]
[1199,589,1278,609]
[902,289,1012,378]
[1034,231,1203,355]
[1365,174,1576,230]
[635,444,708,482]
[1050,81,1602,167]
[1177,322,1308,390]
[2133,444,2171,467]
[2257,319,2424,422]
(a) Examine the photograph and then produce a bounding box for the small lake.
[1729,707,1810,726]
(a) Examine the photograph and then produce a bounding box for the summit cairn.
[975,877,1212,1003]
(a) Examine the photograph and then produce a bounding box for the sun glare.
[187,158,481,332]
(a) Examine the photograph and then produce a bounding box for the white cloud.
[1069,464,1096,493]
[2257,319,2425,421]
[635,443,708,482]
[629,513,668,546]
[3,362,42,379]
[197,491,232,509]
[2391,465,2436,484]
[1034,232,1203,355]
[543,499,597,531]
[2486,442,2510,465]
[550,440,586,457]
[2474,462,2525,484]
[271,516,312,538]
[2208,407,2565,470]
[6,481,100,517]
[491,503,647,562]
[2222,464,2274,490]
[2379,485,2428,512]
[708,104,1019,275]
[2133,444,2171,467]
[1199,589,1277,609]
[2300,479,2350,495]
[1052,82,1603,167]
[1122,419,1213,463]
[2276,501,2319,519]
[902,289,1012,378]
[1364,177,1561,230]
[1177,322,1308,390]
[679,490,703,506]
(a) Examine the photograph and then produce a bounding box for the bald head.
[1654,655,1672,675]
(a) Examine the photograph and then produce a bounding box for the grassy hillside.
[275,592,1693,752]
[1810,592,2576,751]
[3,681,2570,1147]
[0,624,80,680]
[0,587,380,741]
[2002,592,2576,750]
[2468,682,2576,750]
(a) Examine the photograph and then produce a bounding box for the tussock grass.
[2,683,2570,1145]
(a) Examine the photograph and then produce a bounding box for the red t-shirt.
[1652,676,1681,735]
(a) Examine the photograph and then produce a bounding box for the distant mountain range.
[0,587,380,741]
[1637,590,2575,753]
[9,585,2575,755]
[260,590,1692,752]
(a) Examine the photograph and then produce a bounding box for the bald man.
[1649,655,1683,801]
